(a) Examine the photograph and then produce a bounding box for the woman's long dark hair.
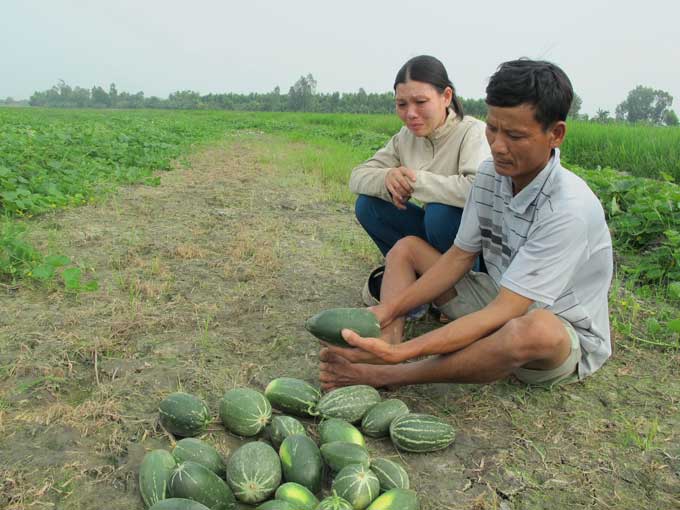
[394,55,464,119]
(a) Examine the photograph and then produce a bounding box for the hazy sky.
[3,0,679,115]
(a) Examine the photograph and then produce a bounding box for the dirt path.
[1,135,678,509]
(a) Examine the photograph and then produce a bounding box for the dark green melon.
[148,498,211,510]
[366,488,419,510]
[389,413,455,453]
[332,464,380,510]
[361,399,409,438]
[268,415,307,450]
[172,438,225,477]
[264,377,320,417]
[274,482,319,510]
[316,385,381,423]
[168,461,236,510]
[226,441,282,504]
[158,392,211,437]
[305,308,380,347]
[369,458,410,491]
[279,434,322,493]
[318,418,365,447]
[219,388,272,437]
[139,449,177,508]
[320,441,370,473]
[315,495,354,510]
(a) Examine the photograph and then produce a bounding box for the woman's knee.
[354,194,376,226]
[424,203,464,252]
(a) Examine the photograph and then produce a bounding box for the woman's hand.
[385,167,416,209]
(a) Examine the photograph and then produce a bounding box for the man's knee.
[386,236,423,266]
[502,310,568,366]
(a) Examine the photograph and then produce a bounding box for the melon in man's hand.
[305,308,381,347]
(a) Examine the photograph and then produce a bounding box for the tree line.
[22,75,488,119]
[10,74,679,126]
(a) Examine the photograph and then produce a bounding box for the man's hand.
[385,167,416,209]
[340,329,408,364]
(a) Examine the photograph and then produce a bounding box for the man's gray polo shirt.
[454,149,613,378]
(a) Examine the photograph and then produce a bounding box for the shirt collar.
[427,108,461,143]
[501,149,561,214]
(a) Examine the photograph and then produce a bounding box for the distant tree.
[288,74,317,111]
[91,86,110,107]
[568,93,583,119]
[460,97,487,118]
[664,109,679,127]
[615,85,673,124]
[71,86,91,107]
[109,83,118,107]
[594,109,610,123]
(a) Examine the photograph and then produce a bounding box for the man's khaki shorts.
[437,272,581,386]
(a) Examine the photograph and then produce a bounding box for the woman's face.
[395,80,452,137]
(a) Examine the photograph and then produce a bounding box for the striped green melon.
[264,377,321,417]
[361,399,409,438]
[316,494,354,510]
[148,498,211,510]
[226,441,282,504]
[279,434,322,493]
[159,392,211,437]
[318,418,365,447]
[320,441,370,473]
[268,415,307,450]
[139,449,177,507]
[389,413,455,453]
[316,385,381,423]
[274,482,319,510]
[366,488,419,510]
[332,464,380,510]
[369,458,410,491]
[305,308,381,347]
[256,501,296,510]
[168,461,236,510]
[172,438,225,477]
[219,388,271,437]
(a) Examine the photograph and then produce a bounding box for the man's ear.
[550,121,567,148]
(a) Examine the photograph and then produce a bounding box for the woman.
[349,55,490,307]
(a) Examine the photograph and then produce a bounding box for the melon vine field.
[0,108,679,509]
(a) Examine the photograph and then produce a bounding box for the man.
[319,59,613,390]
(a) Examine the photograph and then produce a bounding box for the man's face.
[485,104,566,193]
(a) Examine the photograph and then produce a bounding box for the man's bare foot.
[319,351,381,391]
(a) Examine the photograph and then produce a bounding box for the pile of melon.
[139,378,455,510]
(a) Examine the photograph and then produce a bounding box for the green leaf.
[668,282,680,300]
[45,255,71,267]
[31,264,55,280]
[82,280,99,292]
[61,267,82,289]
[667,319,680,334]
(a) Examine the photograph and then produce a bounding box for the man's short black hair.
[485,59,574,130]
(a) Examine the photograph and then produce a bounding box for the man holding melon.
[319,59,613,390]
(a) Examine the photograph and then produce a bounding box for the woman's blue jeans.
[355,194,464,256]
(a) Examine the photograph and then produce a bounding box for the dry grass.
[1,135,678,509]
